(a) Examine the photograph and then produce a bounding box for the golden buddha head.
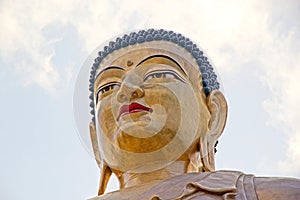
[88,29,227,192]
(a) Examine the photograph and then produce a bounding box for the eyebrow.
[95,55,187,81]
[95,66,125,80]
[136,55,188,76]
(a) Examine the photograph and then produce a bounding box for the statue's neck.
[119,161,188,189]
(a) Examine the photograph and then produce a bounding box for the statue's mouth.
[117,102,152,121]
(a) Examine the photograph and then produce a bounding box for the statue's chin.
[117,111,166,138]
[118,123,157,138]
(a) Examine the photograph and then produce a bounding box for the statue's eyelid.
[143,70,186,82]
[96,82,121,103]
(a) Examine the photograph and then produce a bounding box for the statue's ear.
[89,121,101,166]
[89,122,112,195]
[200,90,228,171]
[207,90,227,140]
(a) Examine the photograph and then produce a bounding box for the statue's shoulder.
[255,176,300,200]
[89,171,300,200]
[138,170,258,200]
[89,171,249,200]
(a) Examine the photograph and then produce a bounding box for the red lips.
[117,102,152,121]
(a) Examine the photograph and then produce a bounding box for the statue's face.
[93,42,211,172]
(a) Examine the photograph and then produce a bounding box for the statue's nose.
[117,73,144,103]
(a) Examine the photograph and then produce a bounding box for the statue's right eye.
[96,82,120,102]
[143,70,186,83]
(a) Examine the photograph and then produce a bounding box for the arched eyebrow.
[136,55,188,76]
[95,66,125,80]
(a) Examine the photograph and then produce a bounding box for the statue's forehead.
[95,41,201,79]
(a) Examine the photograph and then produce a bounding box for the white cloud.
[248,5,300,174]
[1,0,300,175]
[262,33,300,175]
[0,0,75,93]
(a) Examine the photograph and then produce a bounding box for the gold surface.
[87,40,300,199]
[89,41,227,194]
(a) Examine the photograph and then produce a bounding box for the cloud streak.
[0,0,75,93]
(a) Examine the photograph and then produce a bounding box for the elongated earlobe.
[89,122,112,195]
[200,90,228,171]
[187,148,204,173]
[97,162,112,195]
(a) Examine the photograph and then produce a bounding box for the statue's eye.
[96,82,120,102]
[144,70,185,82]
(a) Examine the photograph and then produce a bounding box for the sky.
[0,0,300,199]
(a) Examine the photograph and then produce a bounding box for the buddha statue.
[84,29,300,200]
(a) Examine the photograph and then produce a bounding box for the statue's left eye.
[96,82,120,103]
[144,70,183,82]
[99,84,119,94]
